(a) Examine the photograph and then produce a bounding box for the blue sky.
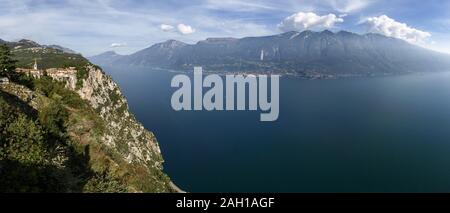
[0,0,449,56]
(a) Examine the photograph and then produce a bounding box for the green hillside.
[0,43,174,193]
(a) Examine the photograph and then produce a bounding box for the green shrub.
[1,115,48,164]
[38,99,68,139]
[83,171,127,193]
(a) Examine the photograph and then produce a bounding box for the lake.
[104,66,450,192]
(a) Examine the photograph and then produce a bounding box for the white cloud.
[110,43,126,48]
[160,24,175,32]
[9,0,442,55]
[326,0,373,13]
[278,12,344,32]
[177,24,195,34]
[160,23,196,35]
[364,15,431,44]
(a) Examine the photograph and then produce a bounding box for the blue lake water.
[104,66,450,192]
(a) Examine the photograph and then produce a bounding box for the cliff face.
[1,39,176,192]
[76,66,164,169]
[1,66,174,192]
[15,66,165,169]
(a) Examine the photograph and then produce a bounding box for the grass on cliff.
[1,43,173,192]
[1,76,173,192]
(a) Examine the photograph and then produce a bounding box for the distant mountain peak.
[101,50,120,55]
[154,39,187,49]
[18,39,40,44]
[88,50,124,65]
[320,29,334,35]
[93,30,450,76]
[165,39,186,47]
[17,39,41,47]
[43,44,78,54]
[90,50,122,58]
[280,31,299,36]
[277,31,300,39]
[165,39,181,43]
[280,30,338,38]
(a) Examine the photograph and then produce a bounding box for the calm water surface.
[104,67,450,192]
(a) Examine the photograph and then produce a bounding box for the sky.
[0,0,449,56]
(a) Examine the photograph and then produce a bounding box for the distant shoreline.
[104,65,450,80]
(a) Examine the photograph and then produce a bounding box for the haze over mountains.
[90,30,450,78]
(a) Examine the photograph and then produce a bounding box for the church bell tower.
[33,59,38,70]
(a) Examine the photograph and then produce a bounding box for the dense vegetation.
[0,44,17,78]
[0,75,131,192]
[0,44,173,192]
[13,49,89,70]
[1,44,141,192]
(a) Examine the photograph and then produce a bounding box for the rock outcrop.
[1,38,176,192]
[76,66,164,168]
[6,65,174,192]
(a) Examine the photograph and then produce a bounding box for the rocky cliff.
[76,66,165,172]
[0,40,176,192]
[1,66,175,192]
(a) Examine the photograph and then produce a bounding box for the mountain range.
[90,30,450,78]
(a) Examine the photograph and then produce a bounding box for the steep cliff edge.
[79,65,174,192]
[75,65,175,192]
[77,66,163,167]
[0,41,176,192]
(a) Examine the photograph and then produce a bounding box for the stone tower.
[33,59,38,70]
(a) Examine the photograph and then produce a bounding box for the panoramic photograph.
[1,0,450,210]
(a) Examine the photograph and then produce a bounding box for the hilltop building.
[16,65,78,90]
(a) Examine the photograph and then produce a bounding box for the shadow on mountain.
[0,90,38,120]
[0,90,96,192]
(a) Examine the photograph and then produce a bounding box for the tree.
[38,99,68,139]
[0,44,17,78]
[1,115,48,165]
